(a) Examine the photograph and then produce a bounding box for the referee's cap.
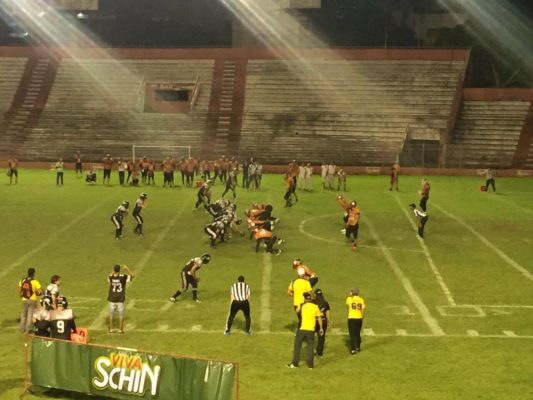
[350,288,359,295]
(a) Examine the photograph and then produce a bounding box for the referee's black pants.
[225,300,251,333]
[315,320,327,356]
[348,318,363,351]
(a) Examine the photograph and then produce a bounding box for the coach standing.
[346,287,365,354]
[18,267,43,333]
[224,276,251,336]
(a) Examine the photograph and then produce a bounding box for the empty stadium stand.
[7,57,214,161]
[0,57,27,118]
[447,100,531,168]
[239,59,465,165]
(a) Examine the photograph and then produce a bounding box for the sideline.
[393,195,456,306]
[260,253,272,332]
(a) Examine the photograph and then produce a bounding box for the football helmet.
[293,259,302,268]
[297,267,306,276]
[57,296,68,309]
[140,192,148,199]
[122,201,130,208]
[200,253,211,264]
[40,295,53,310]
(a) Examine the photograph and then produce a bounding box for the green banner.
[31,338,236,400]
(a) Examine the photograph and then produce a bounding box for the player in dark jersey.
[50,297,76,341]
[409,203,429,238]
[221,168,238,199]
[111,201,129,240]
[194,179,214,210]
[204,220,226,248]
[107,264,135,333]
[170,254,211,303]
[33,296,53,337]
[133,193,148,236]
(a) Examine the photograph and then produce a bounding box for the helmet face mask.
[122,201,129,208]
[40,296,53,310]
[201,253,211,264]
[57,296,68,309]
[140,192,148,199]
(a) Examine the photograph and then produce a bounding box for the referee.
[224,276,251,336]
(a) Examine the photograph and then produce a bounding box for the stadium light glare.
[435,0,533,79]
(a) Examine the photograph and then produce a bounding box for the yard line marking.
[126,300,136,310]
[393,195,456,306]
[467,330,479,337]
[363,215,445,336]
[191,325,202,331]
[0,194,119,282]
[469,305,533,308]
[85,326,533,340]
[260,252,272,333]
[299,214,423,253]
[125,323,136,330]
[160,302,173,311]
[158,324,169,331]
[488,195,533,216]
[88,204,186,330]
[435,204,533,283]
[396,329,407,336]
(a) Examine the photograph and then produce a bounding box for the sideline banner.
[31,337,236,400]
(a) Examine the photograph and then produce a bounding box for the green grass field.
[2,170,533,400]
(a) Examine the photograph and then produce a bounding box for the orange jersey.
[347,206,360,226]
[293,263,316,279]
[255,228,273,240]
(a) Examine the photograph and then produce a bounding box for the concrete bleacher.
[16,58,213,161]
[239,59,465,165]
[447,100,531,168]
[0,57,27,118]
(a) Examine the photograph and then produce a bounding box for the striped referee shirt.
[231,282,250,302]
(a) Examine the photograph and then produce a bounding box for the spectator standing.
[74,150,83,178]
[18,267,43,333]
[117,159,127,185]
[390,162,400,191]
[485,168,496,192]
[55,158,64,186]
[108,264,135,333]
[314,289,330,356]
[346,288,365,354]
[304,163,313,191]
[8,155,18,184]
[321,162,327,189]
[102,154,114,185]
[224,275,252,336]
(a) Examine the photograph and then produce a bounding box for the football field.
[1,170,533,399]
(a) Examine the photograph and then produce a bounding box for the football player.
[111,201,129,240]
[45,275,61,309]
[194,179,214,210]
[170,254,211,303]
[50,296,76,341]
[337,195,360,251]
[292,259,318,287]
[205,219,226,248]
[254,221,283,255]
[222,168,238,199]
[409,203,429,238]
[33,296,53,337]
[108,264,135,333]
[133,192,148,236]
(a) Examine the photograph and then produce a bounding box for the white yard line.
[0,194,119,282]
[84,326,533,340]
[435,204,533,283]
[88,204,185,330]
[259,253,273,333]
[393,195,456,306]
[488,195,533,216]
[363,215,445,336]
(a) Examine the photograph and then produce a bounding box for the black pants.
[346,223,359,241]
[119,171,125,185]
[103,169,111,182]
[420,196,428,212]
[315,320,328,356]
[418,216,429,238]
[255,236,277,253]
[225,300,251,333]
[75,163,82,174]
[111,215,123,238]
[348,318,363,351]
[291,329,315,368]
[133,213,143,234]
[485,179,496,192]
[141,170,148,183]
[172,271,198,300]
[56,172,63,185]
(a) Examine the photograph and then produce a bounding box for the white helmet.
[297,267,306,276]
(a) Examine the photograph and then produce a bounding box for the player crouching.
[254,221,283,255]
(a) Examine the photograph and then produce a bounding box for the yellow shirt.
[346,295,365,319]
[299,302,322,331]
[18,279,42,301]
[288,278,312,307]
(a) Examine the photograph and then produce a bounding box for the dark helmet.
[40,296,53,310]
[57,296,68,309]
[140,192,148,199]
[122,201,130,208]
[200,253,211,264]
